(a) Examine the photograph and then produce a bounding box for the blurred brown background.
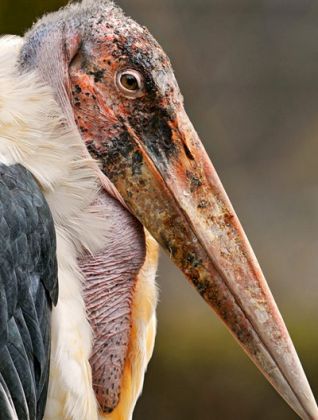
[1,0,318,419]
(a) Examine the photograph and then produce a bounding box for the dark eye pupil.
[121,74,139,90]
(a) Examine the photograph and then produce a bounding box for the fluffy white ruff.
[0,35,106,420]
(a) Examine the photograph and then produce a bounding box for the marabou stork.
[0,1,317,419]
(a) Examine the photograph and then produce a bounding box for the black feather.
[0,163,58,420]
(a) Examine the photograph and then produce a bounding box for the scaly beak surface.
[98,107,318,419]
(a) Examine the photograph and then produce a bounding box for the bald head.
[20,0,181,123]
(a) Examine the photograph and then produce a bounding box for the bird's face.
[21,2,317,418]
[68,11,185,176]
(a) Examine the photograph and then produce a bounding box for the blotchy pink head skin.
[20,1,318,418]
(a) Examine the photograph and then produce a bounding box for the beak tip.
[302,394,318,420]
[283,377,318,420]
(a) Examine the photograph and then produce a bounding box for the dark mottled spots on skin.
[223,212,234,227]
[88,69,105,83]
[132,151,143,176]
[134,109,177,162]
[111,49,121,59]
[86,132,136,182]
[186,170,202,192]
[186,253,202,268]
[198,199,208,209]
[74,84,82,94]
[192,276,208,296]
[86,141,102,162]
[105,407,113,414]
[106,132,134,162]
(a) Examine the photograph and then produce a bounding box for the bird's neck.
[79,189,146,413]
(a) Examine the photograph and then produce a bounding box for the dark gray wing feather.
[0,163,58,420]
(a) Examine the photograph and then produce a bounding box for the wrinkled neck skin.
[19,9,149,415]
[79,191,146,412]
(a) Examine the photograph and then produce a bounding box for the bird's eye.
[115,69,144,98]
[121,74,139,90]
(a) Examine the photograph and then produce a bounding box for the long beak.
[97,107,318,419]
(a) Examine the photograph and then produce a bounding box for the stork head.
[20,1,318,418]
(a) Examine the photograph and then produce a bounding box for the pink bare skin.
[80,192,145,412]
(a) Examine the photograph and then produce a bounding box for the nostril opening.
[182,142,195,160]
